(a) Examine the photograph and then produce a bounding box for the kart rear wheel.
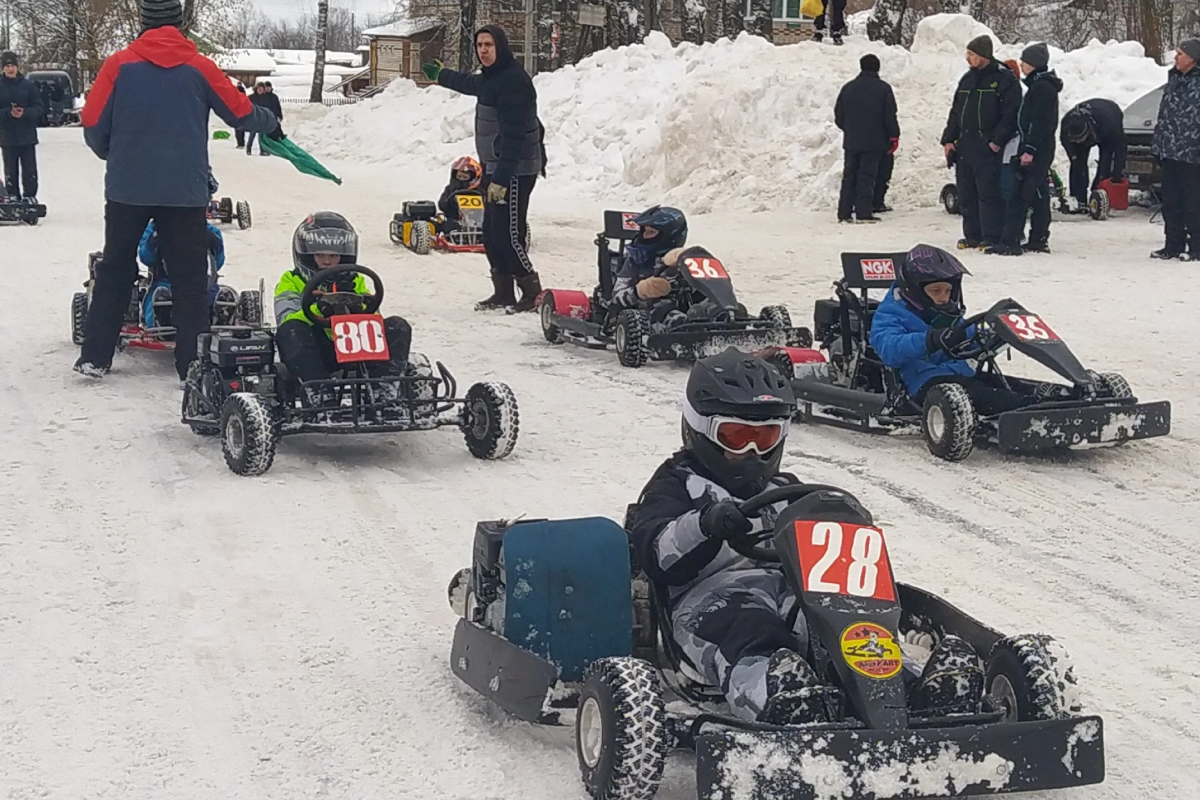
[759,305,792,329]
[411,221,432,255]
[220,392,278,476]
[921,383,977,462]
[576,657,667,800]
[71,292,89,345]
[182,361,219,436]
[986,634,1081,722]
[236,200,252,229]
[1088,189,1110,221]
[539,291,563,344]
[237,290,262,327]
[615,309,649,368]
[461,381,519,460]
[218,197,233,223]
[1097,371,1133,399]
[940,183,960,215]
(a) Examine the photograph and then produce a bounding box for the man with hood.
[990,43,1062,256]
[0,51,43,202]
[423,25,546,313]
[76,0,279,382]
[941,35,1020,251]
[1059,98,1126,210]
[1151,38,1200,262]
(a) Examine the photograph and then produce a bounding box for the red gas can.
[1098,178,1129,211]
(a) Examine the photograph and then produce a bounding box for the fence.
[279,97,362,106]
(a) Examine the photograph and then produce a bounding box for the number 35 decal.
[794,520,895,602]
[1000,313,1060,342]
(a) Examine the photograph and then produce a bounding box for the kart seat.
[595,210,643,299]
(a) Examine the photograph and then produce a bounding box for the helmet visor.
[296,226,357,257]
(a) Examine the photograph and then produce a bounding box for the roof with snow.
[361,18,445,39]
[212,49,276,74]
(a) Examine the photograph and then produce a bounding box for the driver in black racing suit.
[607,205,693,332]
[627,348,986,724]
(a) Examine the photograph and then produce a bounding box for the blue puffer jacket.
[868,287,974,396]
[139,220,225,273]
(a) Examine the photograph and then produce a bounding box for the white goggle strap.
[682,398,790,454]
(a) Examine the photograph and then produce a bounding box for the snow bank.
[289,16,1167,212]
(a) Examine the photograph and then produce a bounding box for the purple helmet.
[897,243,970,323]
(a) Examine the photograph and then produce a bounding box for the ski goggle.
[702,416,790,455]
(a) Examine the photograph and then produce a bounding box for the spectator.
[234,81,248,148]
[833,53,899,223]
[0,51,43,202]
[1060,98,1127,209]
[812,0,847,46]
[246,83,270,156]
[998,59,1023,203]
[262,80,284,140]
[1150,38,1200,261]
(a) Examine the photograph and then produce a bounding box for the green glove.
[421,60,444,81]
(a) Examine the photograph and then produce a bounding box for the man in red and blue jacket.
[75,0,278,382]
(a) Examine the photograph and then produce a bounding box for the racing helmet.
[1062,110,1095,144]
[631,205,688,257]
[681,348,796,498]
[451,155,482,190]
[897,243,970,326]
[292,211,359,279]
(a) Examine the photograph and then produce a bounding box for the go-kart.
[446,483,1105,800]
[71,250,263,351]
[941,168,1110,222]
[390,193,532,255]
[760,252,1170,461]
[180,264,519,476]
[0,195,46,225]
[537,210,812,368]
[207,196,252,230]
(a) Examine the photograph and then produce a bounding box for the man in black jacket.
[941,36,1020,250]
[0,51,43,201]
[425,25,546,313]
[834,54,899,223]
[992,43,1062,255]
[1060,98,1126,208]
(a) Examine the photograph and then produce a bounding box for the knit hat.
[1179,38,1200,63]
[966,35,994,61]
[140,0,184,31]
[860,54,881,73]
[1020,42,1050,70]
[1,52,17,67]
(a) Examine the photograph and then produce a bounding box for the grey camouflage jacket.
[1152,67,1200,165]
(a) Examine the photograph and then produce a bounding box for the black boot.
[758,648,829,725]
[475,272,516,311]
[510,271,543,313]
[911,635,984,715]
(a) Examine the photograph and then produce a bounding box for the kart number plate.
[999,313,1060,342]
[794,520,895,602]
[684,257,729,280]
[457,194,484,209]
[331,314,391,363]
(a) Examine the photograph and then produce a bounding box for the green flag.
[260,135,343,186]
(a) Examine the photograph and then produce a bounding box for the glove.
[699,500,753,541]
[421,60,444,81]
[266,123,285,141]
[486,182,507,204]
[636,276,671,299]
[888,137,899,155]
[925,325,969,355]
[662,247,686,267]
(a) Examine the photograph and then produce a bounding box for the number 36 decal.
[794,520,895,602]
[684,257,729,280]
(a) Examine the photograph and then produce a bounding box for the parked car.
[26,70,79,127]
[1123,84,1163,194]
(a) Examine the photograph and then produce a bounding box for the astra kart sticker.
[840,622,902,679]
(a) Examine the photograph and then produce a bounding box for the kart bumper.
[996,400,1170,451]
[696,715,1104,800]
[647,326,813,361]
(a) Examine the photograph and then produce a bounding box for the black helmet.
[293,211,358,279]
[896,243,970,326]
[682,348,796,497]
[631,205,687,257]
[1062,109,1094,144]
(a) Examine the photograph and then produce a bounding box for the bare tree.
[747,0,773,40]
[867,0,907,43]
[682,0,706,43]
[310,0,328,102]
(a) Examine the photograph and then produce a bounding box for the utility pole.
[523,0,535,74]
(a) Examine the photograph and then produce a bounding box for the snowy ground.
[2,126,1197,799]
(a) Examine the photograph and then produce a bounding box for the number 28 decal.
[684,257,729,280]
[331,314,391,363]
[1000,313,1060,342]
[794,520,895,602]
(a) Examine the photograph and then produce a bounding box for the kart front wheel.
[940,183,960,215]
[237,290,262,327]
[236,200,252,229]
[759,304,792,329]
[539,291,563,344]
[576,657,667,800]
[1088,189,1110,221]
[461,382,518,460]
[1097,371,1133,399]
[986,633,1082,722]
[218,197,234,223]
[71,292,89,345]
[921,383,977,461]
[615,309,649,368]
[411,221,432,255]
[220,392,278,476]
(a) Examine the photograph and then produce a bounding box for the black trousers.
[1001,163,1052,246]
[918,373,1033,417]
[1160,158,1200,257]
[2,144,37,197]
[481,174,536,278]
[874,151,893,209]
[814,0,846,33]
[1066,143,1125,204]
[838,150,881,221]
[275,317,412,383]
[235,129,245,147]
[81,203,210,379]
[956,154,1004,243]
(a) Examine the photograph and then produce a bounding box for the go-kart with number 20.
[390,193,531,255]
[181,265,519,476]
[446,483,1103,800]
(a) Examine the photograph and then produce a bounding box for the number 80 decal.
[793,520,895,602]
[331,314,391,363]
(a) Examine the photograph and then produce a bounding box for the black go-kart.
[0,195,46,225]
[207,196,252,230]
[72,250,262,352]
[446,483,1104,800]
[538,210,812,368]
[180,264,519,476]
[761,252,1170,461]
[941,168,1110,223]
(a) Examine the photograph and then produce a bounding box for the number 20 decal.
[1001,313,1060,342]
[684,257,729,280]
[794,520,895,602]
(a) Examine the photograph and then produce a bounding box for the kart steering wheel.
[300,265,385,328]
[725,483,861,562]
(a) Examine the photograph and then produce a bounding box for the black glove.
[925,324,969,356]
[699,500,753,541]
[266,123,285,141]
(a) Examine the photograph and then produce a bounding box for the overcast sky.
[252,0,398,20]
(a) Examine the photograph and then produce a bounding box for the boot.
[758,649,828,725]
[475,272,516,311]
[910,635,984,715]
[509,271,543,314]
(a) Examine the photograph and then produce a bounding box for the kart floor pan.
[696,716,1104,800]
[996,400,1170,451]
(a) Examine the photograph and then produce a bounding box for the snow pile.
[290,15,1167,212]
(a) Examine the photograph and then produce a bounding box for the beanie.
[1,52,17,67]
[966,35,994,61]
[1179,38,1200,63]
[140,0,184,31]
[1020,42,1050,70]
[860,54,881,73]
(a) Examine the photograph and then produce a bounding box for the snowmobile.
[390,193,532,255]
[207,196,252,230]
[180,264,519,476]
[446,483,1105,800]
[940,167,1111,222]
[0,195,46,225]
[759,252,1170,461]
[71,250,263,352]
[537,210,812,368]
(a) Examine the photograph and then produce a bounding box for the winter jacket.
[1059,98,1126,176]
[274,269,369,333]
[139,219,225,274]
[941,61,1021,161]
[611,243,666,309]
[1014,68,1062,169]
[262,90,283,121]
[438,176,475,219]
[0,73,43,147]
[437,26,545,184]
[1152,66,1200,165]
[868,287,974,396]
[82,26,278,207]
[834,71,900,153]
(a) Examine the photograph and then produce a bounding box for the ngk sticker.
[860,258,895,281]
